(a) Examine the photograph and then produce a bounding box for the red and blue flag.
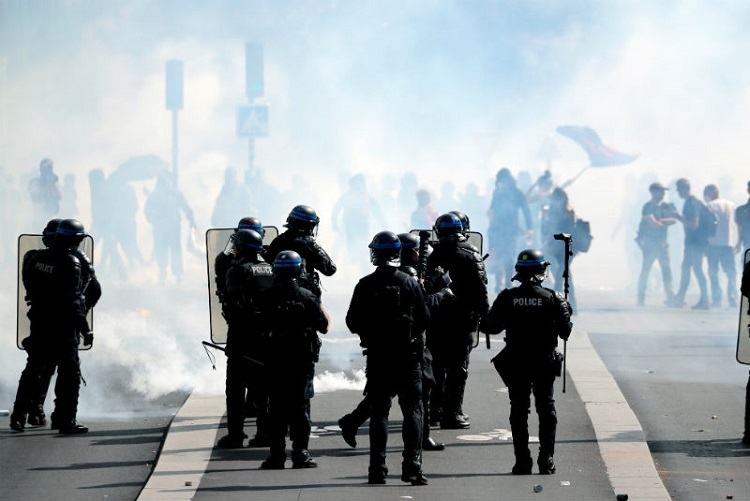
[556,125,638,167]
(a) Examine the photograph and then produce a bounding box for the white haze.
[1,1,749,412]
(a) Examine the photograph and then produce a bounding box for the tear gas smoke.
[1,2,749,412]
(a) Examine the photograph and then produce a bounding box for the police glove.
[82,331,94,347]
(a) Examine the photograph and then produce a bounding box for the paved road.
[581,290,750,501]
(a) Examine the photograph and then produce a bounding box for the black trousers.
[367,360,423,472]
[225,353,267,438]
[14,334,81,426]
[507,369,557,459]
[266,364,315,457]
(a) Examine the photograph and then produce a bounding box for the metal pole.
[554,232,572,393]
[172,109,179,186]
[248,137,255,173]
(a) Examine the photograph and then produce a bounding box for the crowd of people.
[636,178,750,309]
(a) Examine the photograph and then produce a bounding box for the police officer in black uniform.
[216,229,273,448]
[346,231,430,485]
[480,249,572,475]
[214,217,266,427]
[427,212,489,429]
[266,205,336,299]
[11,219,101,434]
[259,250,329,470]
[337,232,450,452]
[17,218,62,427]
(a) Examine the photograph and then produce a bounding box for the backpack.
[572,218,593,253]
[696,201,718,239]
[368,272,416,353]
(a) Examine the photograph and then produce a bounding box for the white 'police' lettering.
[35,263,55,273]
[252,265,273,275]
[513,297,542,306]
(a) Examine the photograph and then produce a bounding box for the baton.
[553,233,572,393]
[201,340,264,367]
[482,253,491,350]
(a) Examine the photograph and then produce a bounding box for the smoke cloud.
[1,1,749,410]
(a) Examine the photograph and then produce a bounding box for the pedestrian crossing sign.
[237,104,269,138]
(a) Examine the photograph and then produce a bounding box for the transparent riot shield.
[737,248,750,364]
[17,234,95,350]
[205,226,279,344]
[409,229,484,256]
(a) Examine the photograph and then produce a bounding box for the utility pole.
[165,59,184,186]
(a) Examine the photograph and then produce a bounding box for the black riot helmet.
[449,210,471,234]
[513,248,550,282]
[434,212,464,242]
[369,231,401,267]
[236,216,264,236]
[398,232,420,264]
[231,229,263,257]
[55,219,87,249]
[273,250,303,278]
[284,205,320,235]
[42,218,62,247]
[397,232,419,249]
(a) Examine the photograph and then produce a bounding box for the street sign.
[245,42,264,99]
[737,248,750,364]
[237,104,269,138]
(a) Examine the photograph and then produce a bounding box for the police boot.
[291,449,317,469]
[440,412,470,429]
[9,411,26,432]
[58,420,89,434]
[338,415,358,448]
[260,452,286,470]
[368,464,388,484]
[27,407,47,427]
[216,432,247,449]
[246,433,270,448]
[537,454,556,474]
[423,437,445,451]
[512,448,532,475]
[401,462,428,486]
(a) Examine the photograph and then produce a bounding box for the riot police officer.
[260,250,329,469]
[213,217,267,426]
[266,205,336,299]
[346,231,430,485]
[337,232,450,452]
[11,219,101,434]
[17,218,62,427]
[480,249,572,475]
[216,229,273,448]
[400,232,452,451]
[427,212,489,429]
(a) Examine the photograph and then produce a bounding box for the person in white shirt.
[704,184,738,308]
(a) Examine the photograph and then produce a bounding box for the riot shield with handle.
[205,226,278,344]
[737,248,750,365]
[16,233,95,350]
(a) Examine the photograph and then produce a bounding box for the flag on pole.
[556,125,638,167]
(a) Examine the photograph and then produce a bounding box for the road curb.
[568,330,672,501]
